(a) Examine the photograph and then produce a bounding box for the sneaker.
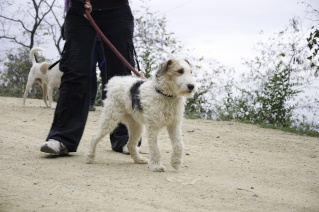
[40,139,69,155]
[89,106,96,111]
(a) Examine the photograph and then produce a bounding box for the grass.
[259,124,319,138]
[185,111,319,138]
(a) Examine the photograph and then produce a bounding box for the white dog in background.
[23,47,63,108]
[86,59,197,172]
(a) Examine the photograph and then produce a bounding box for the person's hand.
[83,2,92,19]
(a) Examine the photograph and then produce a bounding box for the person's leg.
[96,39,107,101]
[44,11,96,152]
[89,37,98,109]
[94,6,134,80]
[92,6,135,152]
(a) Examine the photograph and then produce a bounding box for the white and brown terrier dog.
[86,59,197,172]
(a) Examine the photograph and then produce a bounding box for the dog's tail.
[30,47,44,65]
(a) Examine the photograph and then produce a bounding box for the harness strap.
[48,60,60,70]
[155,87,175,98]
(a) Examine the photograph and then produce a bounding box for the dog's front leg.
[147,127,166,172]
[167,124,184,171]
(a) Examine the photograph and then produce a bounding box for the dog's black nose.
[187,84,195,91]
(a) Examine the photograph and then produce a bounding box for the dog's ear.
[40,63,51,74]
[184,59,192,67]
[156,60,173,77]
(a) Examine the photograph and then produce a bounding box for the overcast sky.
[3,0,315,72]
[130,0,318,70]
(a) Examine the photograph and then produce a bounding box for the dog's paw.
[85,154,95,164]
[171,161,182,170]
[171,157,182,170]
[134,156,149,164]
[149,164,166,172]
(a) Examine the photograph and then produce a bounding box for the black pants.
[47,5,134,152]
[90,36,107,106]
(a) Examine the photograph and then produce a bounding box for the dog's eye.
[177,69,184,74]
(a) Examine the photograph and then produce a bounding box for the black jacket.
[91,0,129,10]
[70,0,129,15]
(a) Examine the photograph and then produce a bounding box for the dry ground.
[0,97,318,212]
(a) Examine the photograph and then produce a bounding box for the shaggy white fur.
[86,59,197,172]
[23,47,63,108]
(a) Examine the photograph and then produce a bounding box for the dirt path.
[0,97,318,212]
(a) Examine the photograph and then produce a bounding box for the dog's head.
[155,59,196,97]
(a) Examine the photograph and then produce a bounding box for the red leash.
[84,1,146,79]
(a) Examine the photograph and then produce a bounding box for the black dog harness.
[48,59,60,70]
[154,87,175,98]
